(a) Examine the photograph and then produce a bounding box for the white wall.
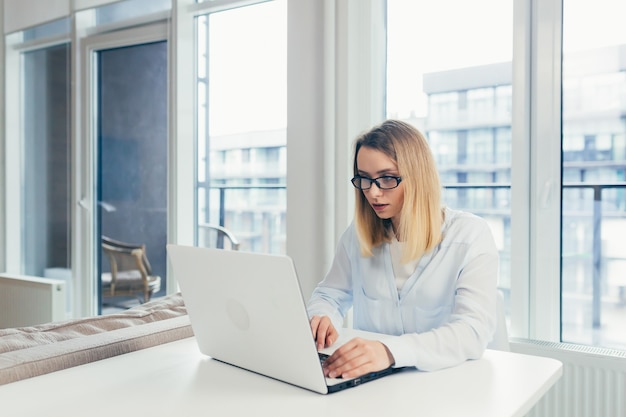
[3,0,69,34]
[286,0,331,299]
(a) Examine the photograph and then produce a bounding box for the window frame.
[522,0,563,341]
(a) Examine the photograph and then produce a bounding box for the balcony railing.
[203,183,287,226]
[562,182,626,328]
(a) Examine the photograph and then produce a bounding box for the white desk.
[0,336,561,417]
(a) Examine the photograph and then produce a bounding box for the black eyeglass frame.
[350,175,403,190]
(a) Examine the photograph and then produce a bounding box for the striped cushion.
[0,293,193,385]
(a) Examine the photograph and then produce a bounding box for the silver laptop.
[167,244,402,394]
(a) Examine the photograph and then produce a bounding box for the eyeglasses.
[351,175,402,190]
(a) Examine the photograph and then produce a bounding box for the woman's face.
[356,146,405,230]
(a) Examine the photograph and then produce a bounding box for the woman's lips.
[372,203,388,212]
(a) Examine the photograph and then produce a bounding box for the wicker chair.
[101,236,161,304]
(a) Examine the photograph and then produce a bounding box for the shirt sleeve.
[306,226,355,330]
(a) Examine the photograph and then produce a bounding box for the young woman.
[307,119,498,379]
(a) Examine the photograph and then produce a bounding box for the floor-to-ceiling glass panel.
[23,43,72,313]
[97,41,168,311]
[386,0,513,314]
[561,0,626,349]
[196,0,287,253]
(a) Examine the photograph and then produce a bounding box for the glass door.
[78,18,169,316]
[96,41,168,312]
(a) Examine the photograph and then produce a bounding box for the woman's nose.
[367,183,383,196]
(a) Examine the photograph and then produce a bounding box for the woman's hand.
[322,337,395,379]
[310,315,338,350]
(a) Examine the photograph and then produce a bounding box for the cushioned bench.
[0,293,193,385]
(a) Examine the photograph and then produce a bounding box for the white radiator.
[511,338,626,417]
[0,274,67,328]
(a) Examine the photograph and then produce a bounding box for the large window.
[387,0,626,352]
[195,0,287,254]
[561,0,626,349]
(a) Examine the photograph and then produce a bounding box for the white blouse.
[307,207,499,371]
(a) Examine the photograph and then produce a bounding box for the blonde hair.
[353,119,443,262]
